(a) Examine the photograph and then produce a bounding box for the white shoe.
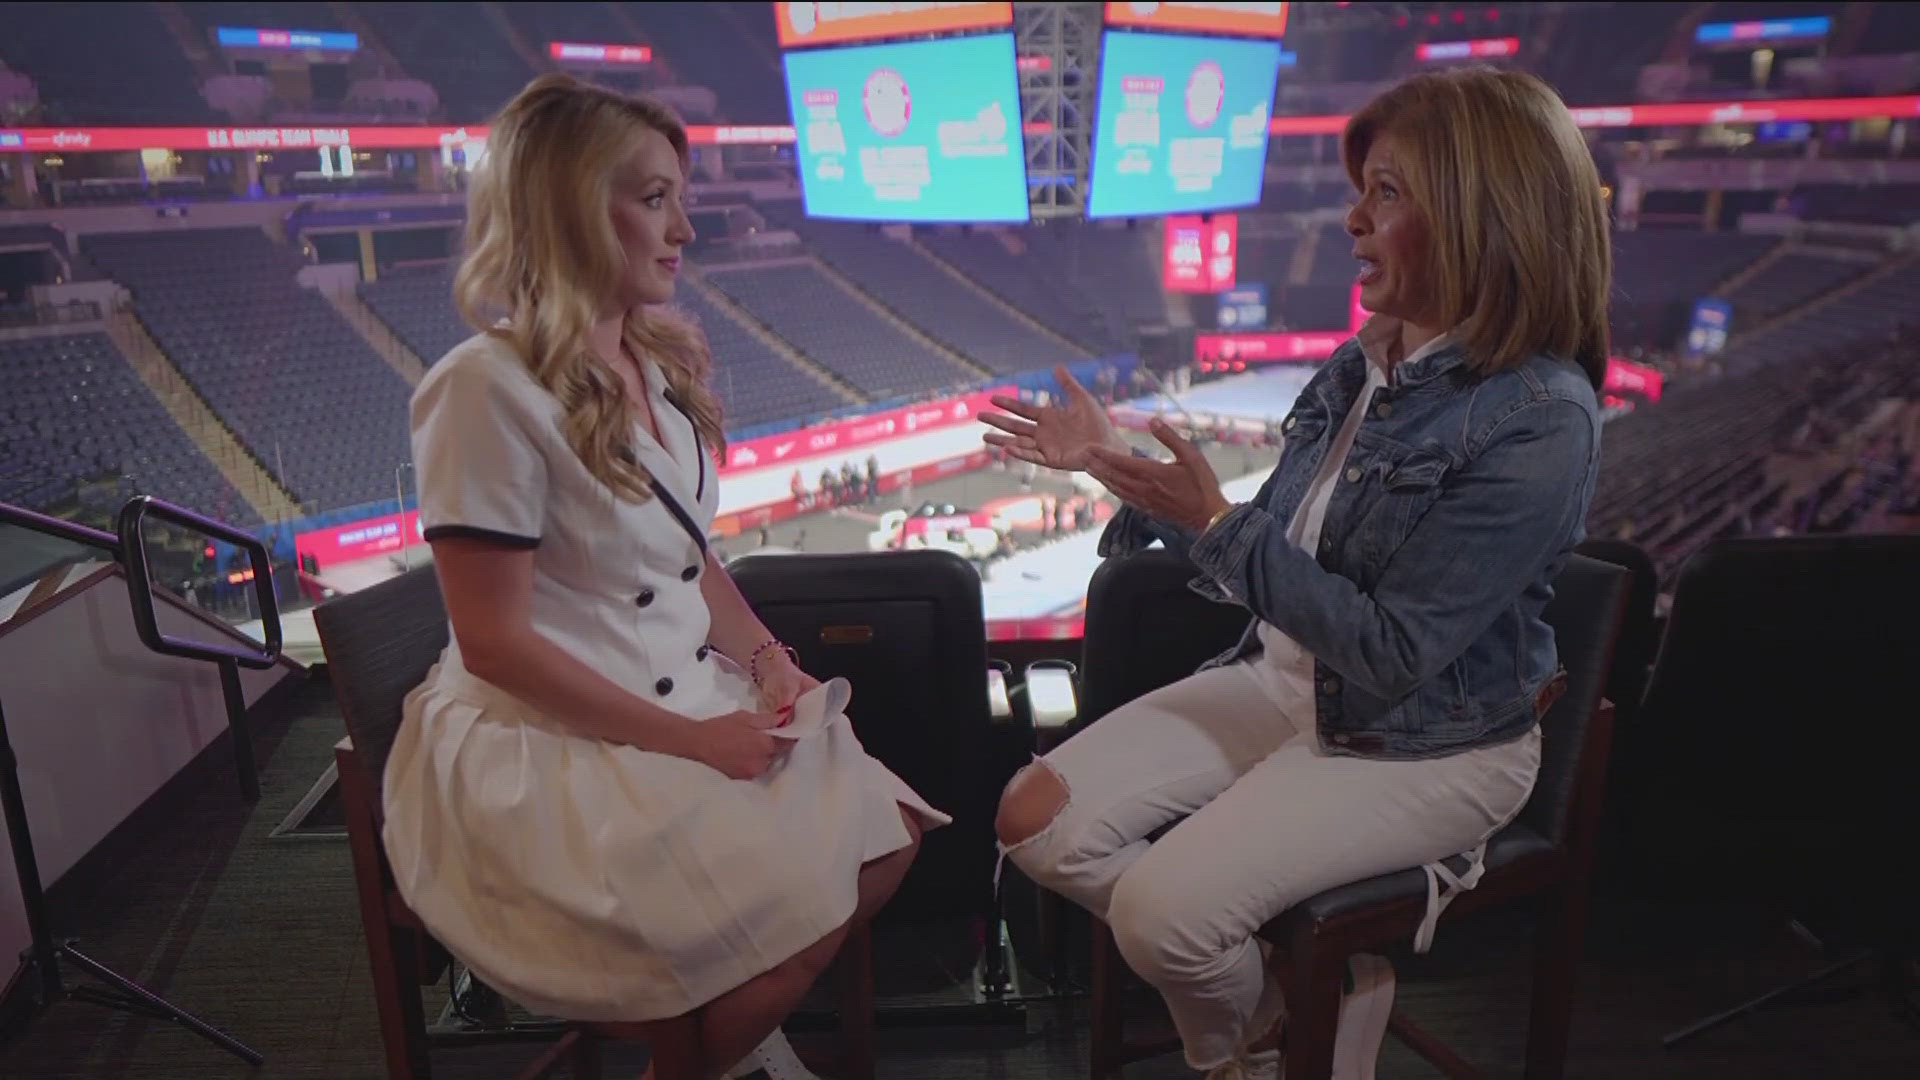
[1332,953,1395,1080]
[1204,1047,1282,1079]
[724,1029,819,1080]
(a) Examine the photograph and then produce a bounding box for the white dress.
[382,332,950,1022]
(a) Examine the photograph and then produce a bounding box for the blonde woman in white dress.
[381,74,950,1080]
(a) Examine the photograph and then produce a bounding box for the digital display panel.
[1086,30,1281,219]
[783,32,1029,222]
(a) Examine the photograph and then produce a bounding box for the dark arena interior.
[0,2,1917,1078]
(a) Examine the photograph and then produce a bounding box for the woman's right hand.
[980,365,1130,473]
[682,710,788,780]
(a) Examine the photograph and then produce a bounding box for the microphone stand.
[1,696,261,1064]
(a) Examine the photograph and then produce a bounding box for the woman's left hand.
[1084,418,1232,533]
[756,651,822,712]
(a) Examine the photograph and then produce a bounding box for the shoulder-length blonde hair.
[456,73,724,503]
[1343,67,1611,388]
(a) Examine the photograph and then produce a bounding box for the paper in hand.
[768,677,852,741]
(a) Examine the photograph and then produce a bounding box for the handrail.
[0,503,120,556]
[4,496,282,801]
[115,496,281,670]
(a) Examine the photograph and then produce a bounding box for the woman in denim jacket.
[984,68,1610,1080]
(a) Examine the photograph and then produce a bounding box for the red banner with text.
[295,509,421,571]
[719,386,1009,474]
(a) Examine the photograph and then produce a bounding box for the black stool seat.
[1287,823,1559,928]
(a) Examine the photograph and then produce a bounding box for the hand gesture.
[1085,417,1231,533]
[687,710,788,780]
[979,365,1130,473]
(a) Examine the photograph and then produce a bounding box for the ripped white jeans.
[999,661,1540,1070]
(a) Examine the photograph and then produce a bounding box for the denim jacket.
[1098,332,1602,760]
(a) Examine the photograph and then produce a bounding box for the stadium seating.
[181,2,348,34]
[623,0,786,121]
[1722,251,1873,332]
[1306,223,1362,286]
[1589,257,1920,578]
[1028,227,1166,347]
[356,1,534,122]
[802,227,1089,375]
[1273,284,1351,332]
[0,332,258,525]
[1860,3,1920,54]
[0,2,212,123]
[1226,231,1300,322]
[702,262,980,400]
[1609,230,1779,352]
[356,263,471,369]
[915,231,1123,355]
[82,228,413,512]
[674,281,851,430]
[1538,2,1696,106]
[1792,183,1920,226]
[501,3,632,65]
[350,255,847,432]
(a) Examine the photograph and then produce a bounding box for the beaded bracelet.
[748,638,798,687]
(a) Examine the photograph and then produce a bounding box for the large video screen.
[1086,30,1281,219]
[776,1,1012,47]
[783,33,1029,223]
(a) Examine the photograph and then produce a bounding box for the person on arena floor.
[381,74,948,1080]
[983,67,1611,1080]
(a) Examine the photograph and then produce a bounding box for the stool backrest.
[312,566,448,806]
[1517,553,1630,846]
[728,549,994,924]
[1639,534,1920,839]
[1572,538,1658,725]
[1079,548,1251,728]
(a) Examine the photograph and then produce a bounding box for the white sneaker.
[1204,1047,1282,1079]
[724,1029,819,1080]
[1332,953,1395,1080]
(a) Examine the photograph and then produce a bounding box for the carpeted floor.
[2,673,1914,1079]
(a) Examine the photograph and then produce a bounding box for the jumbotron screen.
[1086,30,1281,219]
[782,32,1029,223]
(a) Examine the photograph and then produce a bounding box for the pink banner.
[711,449,994,538]
[1604,356,1665,401]
[1417,37,1521,61]
[719,387,1010,474]
[9,95,1917,155]
[1163,214,1239,293]
[295,509,421,571]
[549,41,653,64]
[1195,330,1346,365]
[987,613,1086,642]
[0,123,795,153]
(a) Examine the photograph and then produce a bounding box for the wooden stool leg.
[1089,919,1126,1080]
[572,1030,604,1080]
[645,1016,706,1080]
[1282,938,1345,1080]
[511,1029,584,1080]
[836,922,876,1080]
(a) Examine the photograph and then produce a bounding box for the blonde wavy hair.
[1343,67,1612,388]
[456,73,724,503]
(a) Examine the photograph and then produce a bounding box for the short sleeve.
[410,346,551,548]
